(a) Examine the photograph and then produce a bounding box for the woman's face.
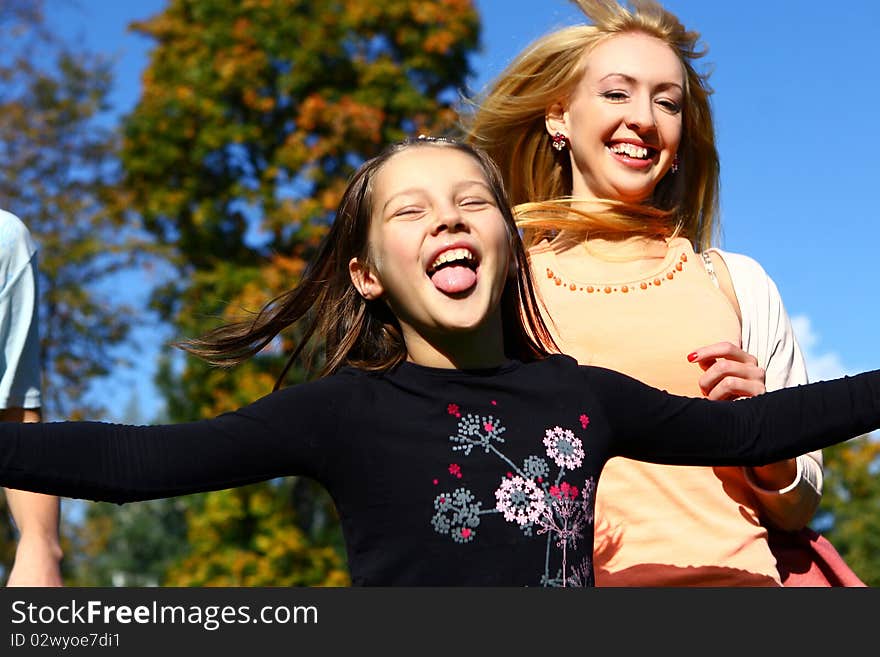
[547,31,684,204]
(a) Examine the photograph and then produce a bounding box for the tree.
[63,393,191,586]
[813,433,880,586]
[0,0,163,580]
[121,0,481,584]
[0,2,166,420]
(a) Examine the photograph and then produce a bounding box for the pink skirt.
[768,527,867,587]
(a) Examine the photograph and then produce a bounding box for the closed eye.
[391,206,425,219]
[460,197,493,209]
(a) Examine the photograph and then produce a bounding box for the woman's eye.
[601,91,628,102]
[657,99,681,113]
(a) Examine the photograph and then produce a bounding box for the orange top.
[530,236,781,586]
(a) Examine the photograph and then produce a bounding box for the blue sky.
[44,0,880,420]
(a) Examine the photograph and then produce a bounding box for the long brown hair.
[176,138,556,389]
[463,0,720,251]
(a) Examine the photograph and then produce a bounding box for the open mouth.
[606,142,657,167]
[427,247,479,294]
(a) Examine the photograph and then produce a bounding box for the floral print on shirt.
[431,402,596,587]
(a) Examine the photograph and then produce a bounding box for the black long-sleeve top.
[1,355,878,586]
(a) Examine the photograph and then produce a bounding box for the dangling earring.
[671,153,680,174]
[551,132,569,152]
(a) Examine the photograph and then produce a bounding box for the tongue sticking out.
[430,265,477,294]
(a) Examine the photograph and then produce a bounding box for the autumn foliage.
[115,0,481,585]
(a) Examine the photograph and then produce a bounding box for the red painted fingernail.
[687,352,699,362]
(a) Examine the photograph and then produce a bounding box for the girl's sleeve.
[0,376,347,504]
[584,366,880,466]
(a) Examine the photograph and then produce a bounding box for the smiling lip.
[426,241,480,295]
[426,241,480,275]
[606,140,658,170]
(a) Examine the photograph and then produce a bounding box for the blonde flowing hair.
[462,0,719,251]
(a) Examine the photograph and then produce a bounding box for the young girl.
[0,138,878,587]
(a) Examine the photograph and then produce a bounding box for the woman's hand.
[687,341,765,401]
[688,343,798,489]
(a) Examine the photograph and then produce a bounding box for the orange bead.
[569,283,576,291]
[554,277,562,286]
[681,253,687,262]
[604,286,612,294]
[621,285,629,293]
[675,262,683,271]
[640,282,648,290]
[654,278,661,286]
[666,272,674,280]
[586,286,594,293]
[547,269,554,278]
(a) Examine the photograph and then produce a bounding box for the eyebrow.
[598,73,683,92]
[381,180,493,212]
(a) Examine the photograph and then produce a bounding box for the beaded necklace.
[543,245,689,296]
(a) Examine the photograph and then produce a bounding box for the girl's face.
[547,31,684,204]
[349,146,511,367]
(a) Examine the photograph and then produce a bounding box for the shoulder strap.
[701,249,741,324]
[701,251,719,288]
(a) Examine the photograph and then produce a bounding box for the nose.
[431,202,469,235]
[624,94,656,133]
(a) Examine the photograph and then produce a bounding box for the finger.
[688,342,758,367]
[699,360,766,396]
[704,376,767,401]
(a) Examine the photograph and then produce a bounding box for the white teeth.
[609,143,650,159]
[429,248,474,272]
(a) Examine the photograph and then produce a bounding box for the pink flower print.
[568,558,593,588]
[581,477,596,525]
[460,528,472,539]
[543,426,585,470]
[448,463,462,479]
[447,403,461,418]
[491,400,497,405]
[495,476,547,527]
[579,414,590,429]
[549,482,579,501]
[433,479,438,485]
[537,481,589,586]
[483,421,494,432]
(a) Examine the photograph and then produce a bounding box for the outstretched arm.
[587,366,880,467]
[0,378,342,505]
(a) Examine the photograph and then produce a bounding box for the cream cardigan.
[710,248,823,530]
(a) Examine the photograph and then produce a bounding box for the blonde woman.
[465,0,862,586]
